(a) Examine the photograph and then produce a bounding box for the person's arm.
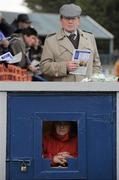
[10,38,29,68]
[43,136,68,166]
[91,34,102,74]
[40,38,68,77]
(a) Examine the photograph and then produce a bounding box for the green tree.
[25,0,76,13]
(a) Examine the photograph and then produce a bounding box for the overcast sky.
[0,0,31,13]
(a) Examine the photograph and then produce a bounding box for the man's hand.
[67,62,79,72]
[28,65,39,73]
[0,39,9,48]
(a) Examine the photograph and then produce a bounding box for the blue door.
[7,92,116,180]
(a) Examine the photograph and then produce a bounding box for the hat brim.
[22,20,31,23]
[61,15,79,19]
[17,19,31,23]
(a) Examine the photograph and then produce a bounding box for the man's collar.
[64,30,77,37]
[56,29,78,40]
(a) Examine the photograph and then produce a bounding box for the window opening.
[42,121,78,168]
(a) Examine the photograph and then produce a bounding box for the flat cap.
[17,14,31,23]
[59,3,82,18]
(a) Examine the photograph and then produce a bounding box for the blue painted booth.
[7,92,116,180]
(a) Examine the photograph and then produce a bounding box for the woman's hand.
[52,152,72,166]
[57,151,72,158]
[52,154,67,165]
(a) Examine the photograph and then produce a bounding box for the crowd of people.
[0,12,43,81]
[0,3,119,81]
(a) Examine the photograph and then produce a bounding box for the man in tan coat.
[40,3,101,81]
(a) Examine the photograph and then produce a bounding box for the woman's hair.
[50,121,77,138]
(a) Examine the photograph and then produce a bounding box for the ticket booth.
[6,91,116,180]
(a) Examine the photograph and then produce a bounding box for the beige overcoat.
[40,29,101,81]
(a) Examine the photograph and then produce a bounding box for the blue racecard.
[0,31,5,40]
[74,50,80,59]
[73,49,91,61]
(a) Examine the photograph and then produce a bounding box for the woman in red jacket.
[43,121,78,167]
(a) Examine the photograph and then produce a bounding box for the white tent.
[2,11,114,54]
